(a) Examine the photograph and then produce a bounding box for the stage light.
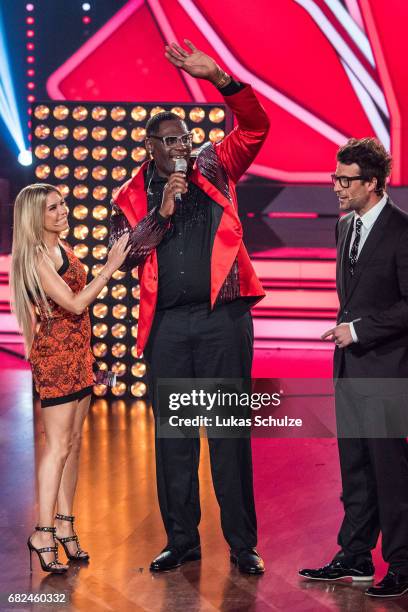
[92,146,107,160]
[54,164,69,179]
[73,145,89,160]
[53,125,69,140]
[112,324,127,339]
[150,106,165,117]
[93,303,108,318]
[111,126,127,141]
[73,225,89,240]
[192,128,205,144]
[111,106,126,121]
[112,269,126,280]
[112,343,126,358]
[93,342,107,357]
[73,126,88,140]
[131,382,147,397]
[112,362,127,376]
[112,381,126,396]
[131,127,146,142]
[27,56,34,63]
[72,106,88,121]
[131,106,147,121]
[93,384,107,397]
[54,144,69,159]
[34,144,50,159]
[82,3,91,11]
[26,17,34,24]
[132,285,140,299]
[93,186,108,200]
[111,146,127,160]
[73,204,88,219]
[27,95,35,103]
[131,305,139,319]
[92,106,107,121]
[82,16,91,25]
[171,107,186,119]
[189,107,205,122]
[131,362,146,377]
[53,105,69,120]
[26,4,34,10]
[92,166,107,180]
[72,184,89,200]
[18,150,32,165]
[27,69,35,76]
[92,126,107,141]
[57,184,69,197]
[209,107,225,123]
[131,147,146,162]
[112,166,127,181]
[74,166,88,180]
[131,324,138,338]
[92,244,108,260]
[113,304,127,319]
[73,243,89,259]
[209,128,225,143]
[26,30,34,38]
[111,284,127,299]
[92,264,103,277]
[92,205,108,220]
[93,323,108,338]
[131,268,139,279]
[92,226,108,241]
[35,164,50,178]
[26,43,35,50]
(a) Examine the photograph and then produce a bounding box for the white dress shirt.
[347,194,388,342]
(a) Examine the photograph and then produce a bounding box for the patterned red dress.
[29,246,94,407]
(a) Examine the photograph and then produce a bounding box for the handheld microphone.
[174,158,187,203]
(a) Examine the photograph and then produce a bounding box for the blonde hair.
[10,183,61,356]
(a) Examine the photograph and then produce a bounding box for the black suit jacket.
[334,198,408,380]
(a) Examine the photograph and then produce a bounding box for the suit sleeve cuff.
[218,80,245,95]
[156,209,170,225]
[349,321,359,343]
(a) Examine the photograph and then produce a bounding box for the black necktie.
[349,217,363,276]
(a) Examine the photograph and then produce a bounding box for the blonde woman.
[11,183,129,574]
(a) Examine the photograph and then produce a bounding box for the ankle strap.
[35,526,56,533]
[55,513,74,522]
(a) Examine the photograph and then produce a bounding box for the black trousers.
[335,375,408,572]
[144,300,257,552]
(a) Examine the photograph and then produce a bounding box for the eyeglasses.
[149,133,193,147]
[331,174,368,188]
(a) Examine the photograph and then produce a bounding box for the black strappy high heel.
[27,526,68,573]
[54,513,89,561]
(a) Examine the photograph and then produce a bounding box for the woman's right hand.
[106,233,130,271]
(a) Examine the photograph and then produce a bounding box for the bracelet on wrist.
[213,66,232,89]
[98,270,111,282]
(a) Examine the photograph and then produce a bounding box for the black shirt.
[147,171,212,310]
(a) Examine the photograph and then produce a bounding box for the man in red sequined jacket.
[110,40,269,574]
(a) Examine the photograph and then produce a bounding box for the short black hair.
[337,137,392,195]
[145,111,186,137]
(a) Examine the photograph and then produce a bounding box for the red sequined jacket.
[110,84,270,356]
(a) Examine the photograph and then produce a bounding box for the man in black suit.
[299,138,408,598]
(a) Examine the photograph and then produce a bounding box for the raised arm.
[165,39,270,183]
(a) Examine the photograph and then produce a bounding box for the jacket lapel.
[337,214,353,306]
[343,200,393,306]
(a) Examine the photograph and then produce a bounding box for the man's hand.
[159,172,188,218]
[321,323,354,348]
[164,39,221,85]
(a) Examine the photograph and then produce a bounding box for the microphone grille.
[174,158,187,173]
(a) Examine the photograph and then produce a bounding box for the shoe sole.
[299,572,374,582]
[365,586,408,598]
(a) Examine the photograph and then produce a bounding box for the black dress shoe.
[299,559,375,582]
[365,571,408,597]
[230,549,265,575]
[149,545,201,572]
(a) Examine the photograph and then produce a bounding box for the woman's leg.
[30,400,77,567]
[55,394,91,556]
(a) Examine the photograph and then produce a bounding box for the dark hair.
[337,137,392,195]
[145,111,185,137]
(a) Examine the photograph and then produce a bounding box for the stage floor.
[0,350,402,612]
